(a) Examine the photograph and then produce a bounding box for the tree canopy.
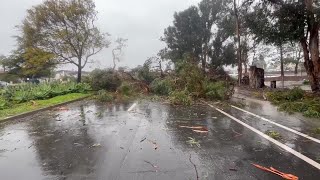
[17,0,110,82]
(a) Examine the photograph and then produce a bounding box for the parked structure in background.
[54,70,90,81]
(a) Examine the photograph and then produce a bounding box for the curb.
[0,96,91,124]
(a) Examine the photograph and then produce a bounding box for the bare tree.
[112,38,128,70]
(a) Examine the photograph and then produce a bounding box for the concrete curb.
[0,95,91,124]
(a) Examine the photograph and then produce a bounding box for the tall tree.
[234,0,242,85]
[162,6,203,65]
[246,0,320,91]
[18,0,110,82]
[162,0,237,73]
[245,2,299,88]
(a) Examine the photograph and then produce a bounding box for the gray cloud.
[0,0,201,70]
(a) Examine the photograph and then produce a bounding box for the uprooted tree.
[17,0,110,82]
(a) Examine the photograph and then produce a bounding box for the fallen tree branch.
[231,128,243,137]
[189,154,199,180]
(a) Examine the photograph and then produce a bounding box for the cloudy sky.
[0,0,201,70]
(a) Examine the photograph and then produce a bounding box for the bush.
[117,82,133,96]
[0,97,9,110]
[95,90,113,102]
[176,59,205,95]
[303,79,310,85]
[278,102,309,114]
[204,81,228,100]
[150,78,173,96]
[1,82,91,104]
[266,87,304,104]
[304,108,320,118]
[88,69,121,91]
[169,90,192,106]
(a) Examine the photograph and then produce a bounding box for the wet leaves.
[265,130,282,140]
[186,137,201,148]
[148,140,158,150]
[92,144,102,148]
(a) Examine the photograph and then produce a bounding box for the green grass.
[0,93,90,121]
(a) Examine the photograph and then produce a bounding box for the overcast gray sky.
[0,0,201,70]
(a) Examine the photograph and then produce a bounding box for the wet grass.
[312,128,320,135]
[266,88,320,118]
[0,93,90,121]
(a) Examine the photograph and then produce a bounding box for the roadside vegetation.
[0,82,91,115]
[266,88,320,118]
[0,93,89,121]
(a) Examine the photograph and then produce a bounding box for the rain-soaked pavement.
[0,99,320,180]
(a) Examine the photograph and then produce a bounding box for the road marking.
[207,103,320,170]
[127,102,138,112]
[231,105,320,144]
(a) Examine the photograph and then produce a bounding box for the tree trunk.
[280,45,284,88]
[303,0,320,92]
[77,65,82,83]
[301,38,319,91]
[202,43,207,74]
[244,63,248,74]
[234,0,242,86]
[294,62,299,75]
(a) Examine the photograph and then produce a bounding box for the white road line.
[207,103,320,170]
[231,105,320,144]
[127,102,138,112]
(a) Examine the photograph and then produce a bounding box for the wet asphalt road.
[0,99,320,180]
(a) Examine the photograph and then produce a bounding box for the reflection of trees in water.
[26,106,98,178]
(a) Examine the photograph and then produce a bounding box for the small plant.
[302,79,310,85]
[265,130,281,140]
[95,90,114,102]
[169,90,192,106]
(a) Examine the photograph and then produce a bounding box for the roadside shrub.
[150,78,173,96]
[303,79,310,85]
[96,90,113,102]
[278,102,309,114]
[266,87,304,104]
[89,69,121,91]
[1,82,91,104]
[117,82,133,96]
[169,90,192,106]
[0,97,9,110]
[204,81,228,100]
[176,59,205,95]
[304,107,320,118]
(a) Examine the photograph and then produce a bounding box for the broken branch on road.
[231,128,243,137]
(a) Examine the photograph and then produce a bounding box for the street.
[0,99,319,180]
